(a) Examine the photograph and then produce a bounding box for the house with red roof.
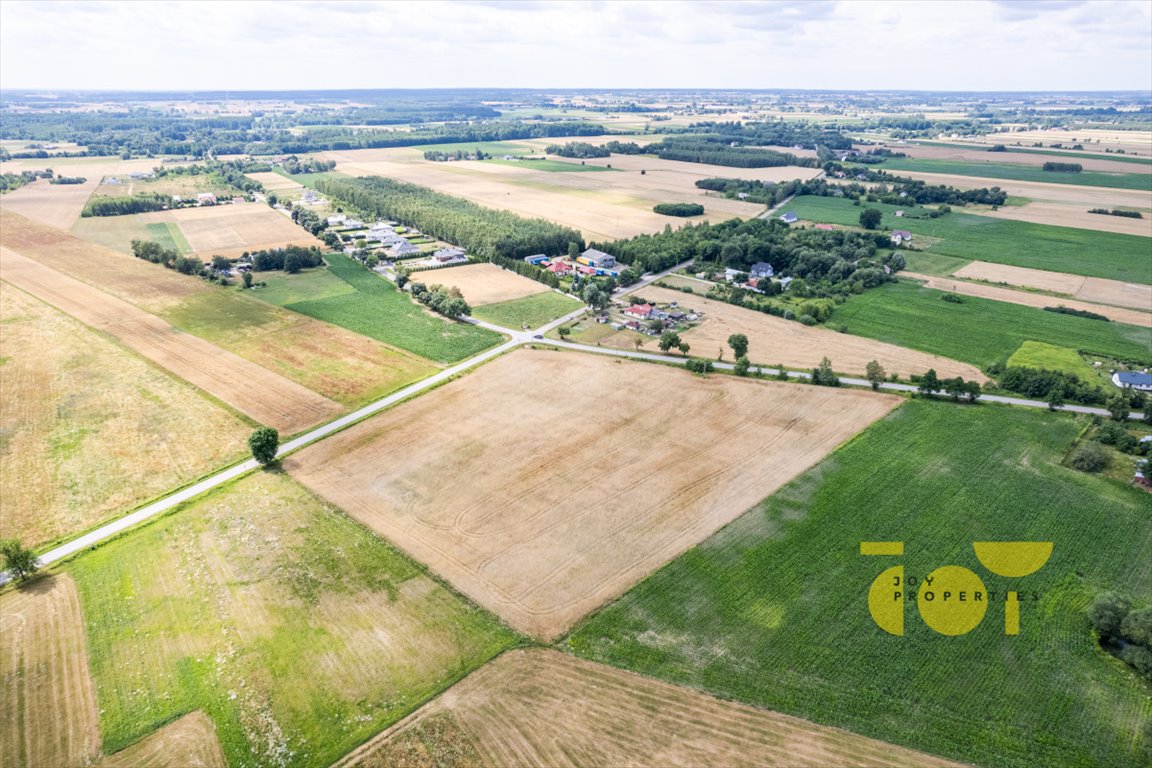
[547,261,572,274]
[624,303,653,319]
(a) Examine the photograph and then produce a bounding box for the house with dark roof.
[578,248,617,269]
[388,241,420,257]
[749,262,774,279]
[779,212,798,224]
[1112,371,1152,392]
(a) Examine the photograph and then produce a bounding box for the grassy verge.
[71,471,520,768]
[567,400,1152,768]
[781,196,1152,284]
[471,291,583,329]
[285,254,502,363]
[830,281,1151,370]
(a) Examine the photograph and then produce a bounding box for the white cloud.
[0,0,1149,91]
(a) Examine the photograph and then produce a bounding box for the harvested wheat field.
[96,712,225,768]
[4,210,435,405]
[321,146,779,241]
[953,261,1152,312]
[0,157,165,230]
[0,575,101,768]
[286,349,899,639]
[958,129,1152,155]
[889,142,1151,174]
[339,649,967,768]
[0,281,249,548]
[133,203,322,259]
[904,273,1152,327]
[630,285,984,380]
[977,199,1152,237]
[244,171,304,191]
[428,263,549,306]
[0,248,341,433]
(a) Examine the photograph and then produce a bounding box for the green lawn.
[781,196,1152,284]
[567,400,1152,768]
[1007,341,1099,379]
[250,266,357,305]
[484,158,615,173]
[830,281,1151,369]
[71,471,519,768]
[471,291,583,329]
[871,156,1152,191]
[285,254,502,363]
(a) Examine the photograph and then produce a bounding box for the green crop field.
[145,222,191,253]
[830,281,1151,369]
[484,158,615,172]
[471,291,582,329]
[250,266,357,305]
[780,196,1152,284]
[900,251,972,276]
[285,254,502,363]
[411,140,535,155]
[71,471,520,768]
[871,157,1152,191]
[1007,341,1099,378]
[568,400,1152,768]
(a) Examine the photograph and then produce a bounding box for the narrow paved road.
[1,267,1141,583]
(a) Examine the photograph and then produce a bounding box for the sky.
[1,0,1150,92]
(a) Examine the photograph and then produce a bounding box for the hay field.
[630,285,985,380]
[426,263,549,306]
[97,713,225,768]
[976,199,1151,236]
[320,145,788,241]
[0,575,101,768]
[0,247,342,433]
[0,157,165,229]
[893,142,1151,174]
[6,210,431,408]
[953,261,1152,311]
[904,272,1152,327]
[245,171,303,191]
[965,129,1152,154]
[286,349,899,640]
[0,282,250,548]
[71,470,518,768]
[133,203,323,259]
[341,649,966,768]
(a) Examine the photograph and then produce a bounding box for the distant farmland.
[569,400,1152,768]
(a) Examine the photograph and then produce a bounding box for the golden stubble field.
[0,281,250,548]
[133,203,323,259]
[889,141,1152,174]
[1,575,101,768]
[341,649,968,768]
[320,143,817,241]
[425,262,549,306]
[627,285,986,381]
[286,349,900,640]
[952,261,1152,312]
[0,157,167,230]
[0,247,342,434]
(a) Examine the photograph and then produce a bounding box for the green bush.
[1068,441,1110,473]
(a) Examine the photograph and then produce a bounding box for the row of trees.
[545,142,610,158]
[82,193,170,217]
[130,239,212,276]
[0,168,52,192]
[653,202,704,217]
[916,369,983,402]
[1088,208,1143,219]
[315,176,583,260]
[1042,161,1083,173]
[643,138,821,169]
[410,282,471,318]
[247,245,325,273]
[489,254,563,289]
[49,175,86,185]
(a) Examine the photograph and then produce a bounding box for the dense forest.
[316,176,583,259]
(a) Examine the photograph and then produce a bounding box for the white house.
[749,262,774,279]
[779,212,798,224]
[1112,371,1152,391]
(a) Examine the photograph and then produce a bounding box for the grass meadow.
[282,254,502,363]
[471,291,582,329]
[1006,341,1100,378]
[71,471,520,768]
[873,157,1152,191]
[567,400,1152,768]
[830,281,1152,370]
[780,196,1152,284]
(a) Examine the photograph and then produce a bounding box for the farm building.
[577,265,597,276]
[779,212,799,224]
[1112,371,1152,391]
[547,261,573,275]
[197,192,217,205]
[750,262,774,279]
[578,248,617,269]
[524,254,548,265]
[891,230,912,245]
[389,241,420,257]
[624,303,654,319]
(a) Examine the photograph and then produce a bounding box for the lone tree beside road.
[1,539,39,582]
[248,427,280,465]
[865,360,886,390]
[728,333,749,360]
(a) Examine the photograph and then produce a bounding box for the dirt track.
[905,273,1152,327]
[632,285,986,381]
[0,575,101,768]
[286,349,899,640]
[0,247,341,433]
[340,649,968,768]
[952,261,1152,312]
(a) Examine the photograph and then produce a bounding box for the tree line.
[1042,161,1083,173]
[247,245,325,273]
[409,282,471,318]
[653,203,704,217]
[545,142,610,158]
[82,194,169,217]
[315,176,583,259]
[0,168,53,192]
